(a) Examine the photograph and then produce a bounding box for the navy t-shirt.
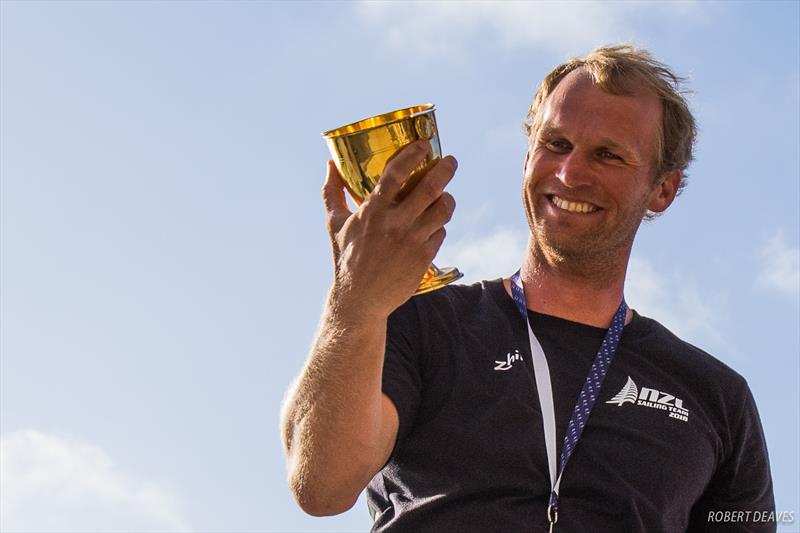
[366,279,775,532]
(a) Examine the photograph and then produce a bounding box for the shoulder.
[387,278,513,348]
[397,278,510,325]
[629,312,748,389]
[413,278,500,306]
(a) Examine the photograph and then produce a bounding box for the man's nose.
[555,151,593,188]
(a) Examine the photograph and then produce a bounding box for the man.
[281,45,775,532]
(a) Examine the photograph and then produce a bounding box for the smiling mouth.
[548,194,600,214]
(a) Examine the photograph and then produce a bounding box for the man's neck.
[503,240,633,328]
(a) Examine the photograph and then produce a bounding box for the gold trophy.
[322,104,463,295]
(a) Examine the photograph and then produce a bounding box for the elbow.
[286,455,361,517]
[297,493,359,517]
[280,407,371,517]
[289,476,359,517]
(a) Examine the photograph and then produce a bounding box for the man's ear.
[648,169,682,214]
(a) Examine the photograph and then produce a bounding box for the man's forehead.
[540,71,661,139]
[543,69,661,120]
[545,70,660,112]
[551,68,657,101]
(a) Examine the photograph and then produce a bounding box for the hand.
[322,140,458,318]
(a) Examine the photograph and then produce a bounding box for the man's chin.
[535,226,602,255]
[533,228,621,266]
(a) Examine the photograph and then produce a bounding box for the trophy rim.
[321,103,435,139]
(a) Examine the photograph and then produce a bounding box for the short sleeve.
[686,382,776,532]
[382,298,424,449]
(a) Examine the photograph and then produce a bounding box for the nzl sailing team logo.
[606,376,690,422]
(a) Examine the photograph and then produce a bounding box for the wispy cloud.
[484,119,528,155]
[1,429,192,532]
[626,256,724,349]
[355,1,701,59]
[438,227,526,284]
[757,229,800,294]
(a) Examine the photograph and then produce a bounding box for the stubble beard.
[526,199,648,284]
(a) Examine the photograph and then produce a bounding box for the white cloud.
[438,227,526,284]
[1,429,192,532]
[626,256,723,348]
[355,1,700,59]
[757,229,800,293]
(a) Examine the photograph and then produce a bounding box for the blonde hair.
[524,44,697,196]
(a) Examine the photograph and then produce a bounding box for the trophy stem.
[415,263,463,295]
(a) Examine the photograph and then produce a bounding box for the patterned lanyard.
[510,270,627,532]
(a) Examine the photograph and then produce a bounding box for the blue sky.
[1,1,798,531]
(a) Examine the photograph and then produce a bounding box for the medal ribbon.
[510,270,627,532]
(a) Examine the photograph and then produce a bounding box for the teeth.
[551,195,598,213]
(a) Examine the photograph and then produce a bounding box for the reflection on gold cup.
[322,104,463,295]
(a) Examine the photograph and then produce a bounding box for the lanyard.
[510,270,627,532]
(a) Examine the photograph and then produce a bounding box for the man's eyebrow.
[598,138,628,151]
[537,125,562,138]
[596,138,641,158]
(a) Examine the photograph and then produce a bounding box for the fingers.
[322,160,352,236]
[423,227,447,259]
[371,140,432,205]
[415,191,456,240]
[400,155,457,220]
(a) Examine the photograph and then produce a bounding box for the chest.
[412,330,718,507]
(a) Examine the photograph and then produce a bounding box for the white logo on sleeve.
[606,376,690,422]
[494,349,523,371]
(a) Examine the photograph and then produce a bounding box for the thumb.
[322,160,352,237]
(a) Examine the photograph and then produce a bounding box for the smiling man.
[281,45,775,532]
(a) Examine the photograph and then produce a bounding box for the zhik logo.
[494,349,523,371]
[606,376,690,422]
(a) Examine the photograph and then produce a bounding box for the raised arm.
[280,141,457,516]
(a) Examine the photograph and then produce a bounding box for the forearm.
[281,287,390,514]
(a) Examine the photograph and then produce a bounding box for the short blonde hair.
[524,44,697,196]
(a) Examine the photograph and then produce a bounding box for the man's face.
[523,70,674,272]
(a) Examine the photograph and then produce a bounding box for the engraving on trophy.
[414,115,434,140]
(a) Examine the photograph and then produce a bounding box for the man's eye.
[545,140,570,152]
[600,150,623,161]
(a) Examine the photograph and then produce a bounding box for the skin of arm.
[280,141,458,516]
[280,290,398,516]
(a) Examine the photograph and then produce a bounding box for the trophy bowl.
[322,104,463,295]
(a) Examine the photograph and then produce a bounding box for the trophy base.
[414,265,463,296]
